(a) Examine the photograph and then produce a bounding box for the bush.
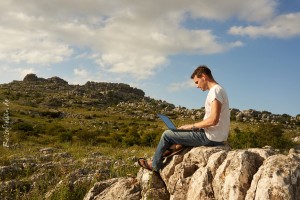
[228,123,295,150]
[11,122,40,140]
[59,132,73,143]
[12,122,34,132]
[76,130,99,145]
[123,129,140,146]
[140,131,161,147]
[47,125,67,136]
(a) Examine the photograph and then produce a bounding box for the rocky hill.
[84,145,300,200]
[1,74,299,126]
[1,74,146,108]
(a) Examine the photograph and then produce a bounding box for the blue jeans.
[152,129,224,172]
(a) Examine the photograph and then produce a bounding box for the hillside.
[1,74,300,146]
[0,74,300,199]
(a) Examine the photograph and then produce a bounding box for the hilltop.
[0,74,299,145]
[1,74,299,121]
[0,74,299,142]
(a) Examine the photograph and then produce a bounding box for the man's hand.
[178,124,193,130]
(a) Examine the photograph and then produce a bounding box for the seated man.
[138,65,230,172]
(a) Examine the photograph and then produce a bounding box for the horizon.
[2,73,299,117]
[0,0,299,116]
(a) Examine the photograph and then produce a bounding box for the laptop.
[157,114,193,132]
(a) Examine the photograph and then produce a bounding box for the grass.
[0,140,155,199]
[1,98,300,199]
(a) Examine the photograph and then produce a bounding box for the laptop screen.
[158,114,177,129]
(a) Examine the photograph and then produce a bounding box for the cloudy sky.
[0,0,300,116]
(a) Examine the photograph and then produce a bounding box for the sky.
[0,0,300,116]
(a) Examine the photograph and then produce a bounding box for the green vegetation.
[228,123,295,151]
[0,75,299,199]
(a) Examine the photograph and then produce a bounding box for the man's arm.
[179,99,222,130]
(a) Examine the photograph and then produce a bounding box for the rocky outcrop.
[84,178,141,200]
[86,146,300,200]
[230,109,299,127]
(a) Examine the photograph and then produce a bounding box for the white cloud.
[187,0,276,22]
[74,68,89,77]
[0,65,35,83]
[229,13,300,38]
[168,79,195,92]
[96,53,168,79]
[0,26,73,65]
[0,0,293,81]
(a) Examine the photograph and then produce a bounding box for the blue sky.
[0,0,299,116]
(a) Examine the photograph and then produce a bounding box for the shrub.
[140,131,161,147]
[11,122,40,140]
[12,122,34,132]
[76,130,99,145]
[47,125,67,136]
[59,132,73,143]
[228,123,295,150]
[123,130,140,146]
[109,132,123,147]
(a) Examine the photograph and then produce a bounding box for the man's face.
[193,75,206,91]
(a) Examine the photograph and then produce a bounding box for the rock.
[133,146,300,200]
[23,73,39,82]
[0,165,23,180]
[85,177,141,200]
[3,145,299,199]
[84,178,119,200]
[40,147,54,154]
[0,180,31,199]
[292,136,300,143]
[160,146,229,200]
[137,168,169,200]
[186,150,228,199]
[212,150,265,200]
[245,154,300,200]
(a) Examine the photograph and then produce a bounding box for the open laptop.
[157,114,193,132]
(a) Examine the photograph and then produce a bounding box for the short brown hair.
[190,65,213,79]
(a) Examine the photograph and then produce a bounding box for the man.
[138,65,230,172]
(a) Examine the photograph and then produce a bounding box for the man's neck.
[207,81,218,90]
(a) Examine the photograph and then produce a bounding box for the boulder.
[84,177,141,200]
[86,146,300,200]
[137,146,300,200]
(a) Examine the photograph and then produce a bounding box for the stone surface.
[134,146,300,200]
[1,145,300,199]
[91,178,141,200]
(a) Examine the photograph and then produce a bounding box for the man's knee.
[162,130,174,140]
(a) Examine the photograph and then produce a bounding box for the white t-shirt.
[203,84,230,142]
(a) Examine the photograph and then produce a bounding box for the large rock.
[84,177,141,200]
[86,146,300,200]
[245,153,300,200]
[137,168,169,200]
[137,146,299,200]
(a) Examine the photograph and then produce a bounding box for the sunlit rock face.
[134,146,300,200]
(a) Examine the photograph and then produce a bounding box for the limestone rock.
[84,178,119,200]
[80,145,300,200]
[245,154,300,200]
[98,177,140,200]
[212,150,266,200]
[160,146,230,200]
[137,168,169,200]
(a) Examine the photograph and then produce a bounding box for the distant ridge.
[0,74,299,126]
[1,74,146,108]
